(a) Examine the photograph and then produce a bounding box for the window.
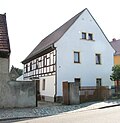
[74,52,80,63]
[30,62,32,71]
[43,55,47,66]
[25,64,28,73]
[96,54,101,64]
[88,33,93,40]
[50,53,53,65]
[82,32,86,39]
[81,32,94,41]
[96,78,102,87]
[42,79,45,90]
[36,59,39,69]
[75,78,81,89]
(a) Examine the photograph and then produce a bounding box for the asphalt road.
[13,105,120,123]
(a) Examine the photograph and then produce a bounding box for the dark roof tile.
[22,8,86,64]
[110,39,120,55]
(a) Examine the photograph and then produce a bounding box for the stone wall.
[0,58,10,108]
[0,58,36,108]
[0,80,36,108]
[0,58,9,75]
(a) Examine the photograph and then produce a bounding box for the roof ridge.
[39,9,85,45]
[39,8,87,44]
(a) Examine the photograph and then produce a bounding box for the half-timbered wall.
[23,50,56,80]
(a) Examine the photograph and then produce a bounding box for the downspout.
[54,49,57,102]
[51,44,57,102]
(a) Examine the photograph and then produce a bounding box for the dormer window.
[82,32,86,39]
[88,33,93,40]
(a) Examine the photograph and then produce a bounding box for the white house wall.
[40,75,55,102]
[55,9,114,96]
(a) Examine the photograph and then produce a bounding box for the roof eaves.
[22,44,55,64]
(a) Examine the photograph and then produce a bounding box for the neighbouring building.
[0,14,36,108]
[0,13,12,107]
[110,39,120,88]
[9,65,23,81]
[110,39,120,65]
[0,13,10,82]
[22,8,114,102]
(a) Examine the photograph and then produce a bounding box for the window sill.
[96,63,102,65]
[80,38,95,41]
[74,62,81,64]
[88,39,95,41]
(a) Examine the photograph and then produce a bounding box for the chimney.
[112,38,116,41]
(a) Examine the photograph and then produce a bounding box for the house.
[9,65,23,81]
[110,39,120,88]
[110,39,120,65]
[0,13,10,82]
[22,8,114,102]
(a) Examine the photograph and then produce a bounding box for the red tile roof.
[0,13,10,54]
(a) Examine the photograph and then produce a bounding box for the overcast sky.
[0,0,119,69]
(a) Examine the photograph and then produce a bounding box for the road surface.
[3,105,120,123]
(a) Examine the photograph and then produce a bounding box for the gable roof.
[110,39,120,55]
[0,13,10,57]
[22,8,111,64]
[22,8,86,64]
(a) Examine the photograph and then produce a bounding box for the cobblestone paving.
[0,101,95,120]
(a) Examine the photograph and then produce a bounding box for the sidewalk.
[0,99,120,121]
[68,99,120,113]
